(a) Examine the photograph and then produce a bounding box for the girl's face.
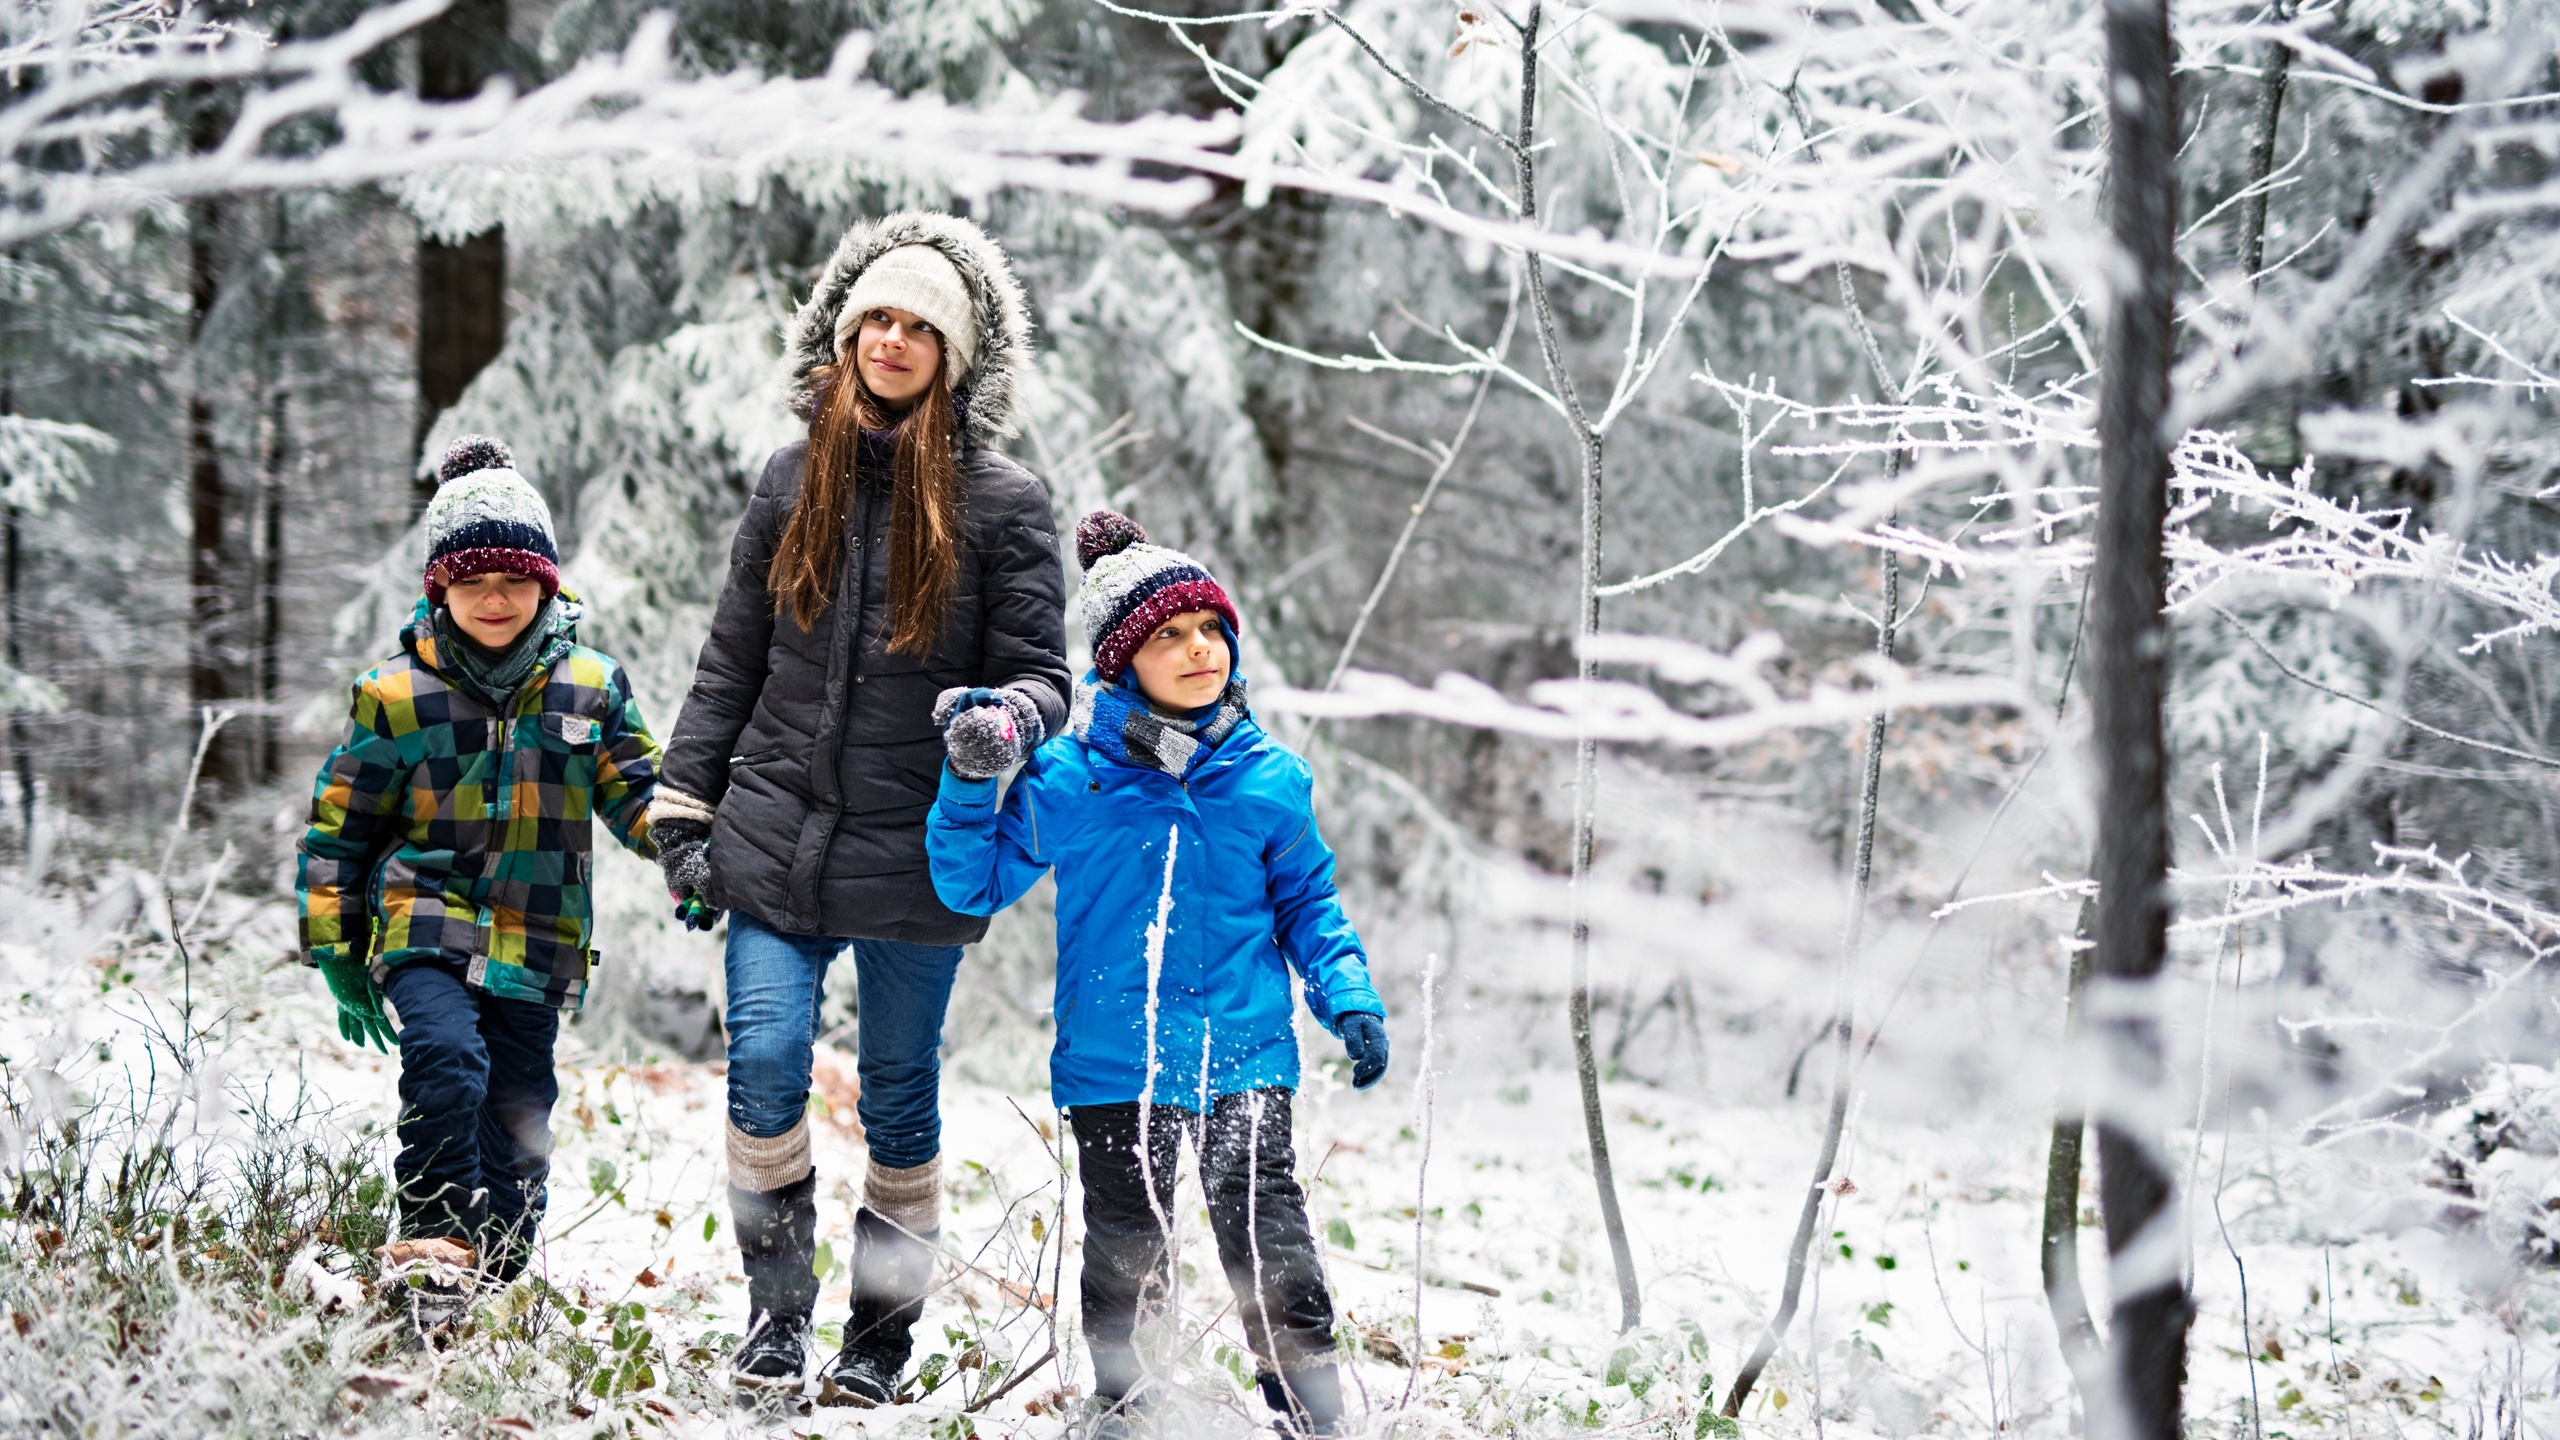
[1129,610,1231,712]
[445,572,545,649]
[853,306,944,408]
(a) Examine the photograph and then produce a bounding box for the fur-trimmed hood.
[781,211,1033,449]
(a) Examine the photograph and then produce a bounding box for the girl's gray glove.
[654,816,718,931]
[935,686,1044,781]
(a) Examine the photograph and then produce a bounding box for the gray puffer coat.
[659,213,1070,943]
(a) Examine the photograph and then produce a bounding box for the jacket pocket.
[544,712,604,749]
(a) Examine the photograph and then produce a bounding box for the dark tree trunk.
[256,195,293,784]
[2237,18,2293,288]
[2041,888,2102,1370]
[2092,1,2193,1437]
[2,372,27,846]
[4,489,26,844]
[184,83,243,792]
[257,384,288,784]
[413,0,510,507]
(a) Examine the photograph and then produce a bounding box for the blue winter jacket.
[926,716,1383,1110]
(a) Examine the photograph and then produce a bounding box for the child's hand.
[1338,1012,1389,1089]
[314,953,399,1053]
[654,816,720,931]
[935,686,1044,781]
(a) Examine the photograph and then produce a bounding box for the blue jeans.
[723,910,964,1170]
[382,959,559,1257]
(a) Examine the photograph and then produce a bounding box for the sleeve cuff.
[935,766,1003,816]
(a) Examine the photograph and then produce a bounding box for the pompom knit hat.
[1074,510,1240,683]
[420,435,561,605]
[834,243,982,385]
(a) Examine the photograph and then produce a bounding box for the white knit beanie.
[835,244,980,384]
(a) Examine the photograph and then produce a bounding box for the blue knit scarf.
[1071,672,1250,780]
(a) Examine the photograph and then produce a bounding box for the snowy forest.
[2,0,2557,1435]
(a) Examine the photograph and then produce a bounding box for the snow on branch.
[1259,631,2017,749]
[0,0,1710,277]
[0,416,116,511]
[1938,843,2560,957]
[2160,432,2560,654]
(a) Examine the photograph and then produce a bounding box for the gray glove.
[654,816,718,931]
[935,686,1044,781]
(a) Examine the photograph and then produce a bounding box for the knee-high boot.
[821,1158,941,1407]
[728,1122,819,1388]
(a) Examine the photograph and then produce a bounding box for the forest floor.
[3,875,2556,1439]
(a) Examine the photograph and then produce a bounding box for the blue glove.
[1338,1012,1389,1090]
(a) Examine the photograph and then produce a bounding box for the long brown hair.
[769,357,963,655]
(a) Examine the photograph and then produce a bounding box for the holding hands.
[655,815,719,931]
[936,686,1044,781]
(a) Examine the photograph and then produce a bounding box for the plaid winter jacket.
[296,596,661,1009]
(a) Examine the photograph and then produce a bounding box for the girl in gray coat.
[649,212,1070,1404]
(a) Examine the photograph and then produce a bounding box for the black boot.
[820,1208,937,1406]
[1259,1364,1346,1438]
[729,1174,818,1393]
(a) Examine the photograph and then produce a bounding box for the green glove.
[314,953,399,1053]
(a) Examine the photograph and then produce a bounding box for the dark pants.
[382,959,560,1268]
[1069,1089,1336,1400]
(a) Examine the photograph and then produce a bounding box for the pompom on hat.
[1074,510,1239,683]
[420,434,561,605]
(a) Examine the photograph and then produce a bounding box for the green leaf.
[1697,1415,1742,1439]
[812,1240,835,1279]
[1325,1217,1357,1251]
[1874,1255,1897,1271]
[702,1212,719,1242]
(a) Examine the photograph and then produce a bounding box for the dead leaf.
[1697,152,1746,175]
[810,1055,865,1136]
[375,1237,476,1269]
[342,1370,415,1399]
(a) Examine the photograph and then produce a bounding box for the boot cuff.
[863,1154,942,1235]
[729,1118,814,1193]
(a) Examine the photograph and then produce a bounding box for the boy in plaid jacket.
[297,436,661,1282]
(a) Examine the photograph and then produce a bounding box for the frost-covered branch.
[0,0,1718,277]
[1259,632,2016,750]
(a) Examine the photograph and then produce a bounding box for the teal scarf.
[433,597,562,708]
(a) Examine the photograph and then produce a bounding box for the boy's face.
[1128,609,1232,712]
[445,572,545,650]
[853,305,944,408]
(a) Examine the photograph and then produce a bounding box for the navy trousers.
[382,959,559,1271]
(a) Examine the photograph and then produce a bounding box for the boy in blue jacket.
[927,512,1387,1438]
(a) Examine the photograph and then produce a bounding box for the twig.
[1400,952,1444,1411]
[2209,604,2560,770]
[1724,539,1896,1420]
[1324,292,1519,694]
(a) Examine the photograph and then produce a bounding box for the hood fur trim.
[782,211,1032,448]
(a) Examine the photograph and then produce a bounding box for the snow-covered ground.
[4,843,2557,1439]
